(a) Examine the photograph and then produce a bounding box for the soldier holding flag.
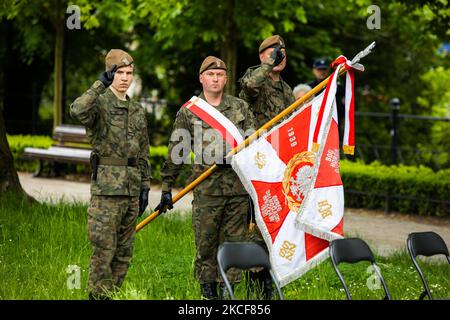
[157,56,255,299]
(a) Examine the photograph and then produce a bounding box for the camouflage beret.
[199,56,227,75]
[105,49,134,71]
[259,35,286,53]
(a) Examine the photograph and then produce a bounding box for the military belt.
[99,157,138,167]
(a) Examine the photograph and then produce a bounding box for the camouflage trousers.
[87,195,139,295]
[192,192,248,284]
[248,222,268,248]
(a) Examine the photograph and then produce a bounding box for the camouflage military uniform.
[239,63,295,128]
[70,80,151,296]
[239,63,295,244]
[160,92,255,284]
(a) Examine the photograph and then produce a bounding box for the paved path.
[18,172,193,212]
[19,172,450,256]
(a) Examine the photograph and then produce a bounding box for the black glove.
[99,64,117,87]
[138,187,150,217]
[216,156,231,169]
[270,46,285,66]
[154,191,173,214]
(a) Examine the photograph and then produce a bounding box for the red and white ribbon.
[331,55,364,155]
[311,64,340,152]
[312,55,363,155]
[182,96,244,148]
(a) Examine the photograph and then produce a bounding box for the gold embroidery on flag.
[318,200,333,218]
[254,152,266,169]
[282,152,316,212]
[279,240,296,261]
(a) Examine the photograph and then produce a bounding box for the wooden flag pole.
[136,42,375,233]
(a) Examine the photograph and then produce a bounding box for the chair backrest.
[330,238,376,265]
[329,238,391,300]
[218,242,272,272]
[407,231,450,300]
[407,232,449,258]
[217,242,283,300]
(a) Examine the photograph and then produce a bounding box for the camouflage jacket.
[70,80,151,196]
[239,63,295,128]
[161,93,255,196]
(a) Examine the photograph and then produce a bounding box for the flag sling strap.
[182,96,244,148]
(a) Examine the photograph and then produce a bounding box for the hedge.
[7,135,53,172]
[7,134,190,185]
[7,135,450,217]
[340,160,449,217]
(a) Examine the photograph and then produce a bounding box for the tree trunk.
[0,105,26,195]
[221,0,237,96]
[53,0,64,129]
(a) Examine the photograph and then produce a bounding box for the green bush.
[7,135,190,186]
[7,135,449,217]
[341,160,450,217]
[7,135,53,172]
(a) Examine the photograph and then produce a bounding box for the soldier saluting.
[70,49,151,300]
[239,35,296,299]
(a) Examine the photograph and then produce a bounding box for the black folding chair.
[407,231,450,300]
[217,242,283,300]
[329,238,391,300]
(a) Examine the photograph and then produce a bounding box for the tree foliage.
[0,0,449,169]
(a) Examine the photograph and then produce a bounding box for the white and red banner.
[182,96,244,148]
[231,58,358,286]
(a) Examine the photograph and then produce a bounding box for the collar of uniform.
[199,92,230,112]
[106,87,130,108]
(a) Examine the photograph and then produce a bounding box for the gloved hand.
[99,64,117,87]
[216,156,231,169]
[154,191,173,214]
[138,187,150,217]
[269,46,285,66]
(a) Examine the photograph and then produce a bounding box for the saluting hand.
[270,46,285,66]
[99,64,117,87]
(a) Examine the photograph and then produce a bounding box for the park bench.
[23,124,91,177]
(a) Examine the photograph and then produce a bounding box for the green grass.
[0,192,449,300]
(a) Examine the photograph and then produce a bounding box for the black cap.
[312,58,329,69]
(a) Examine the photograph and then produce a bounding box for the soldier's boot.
[88,292,111,301]
[201,282,218,300]
[261,271,274,300]
[249,270,274,300]
[218,282,234,300]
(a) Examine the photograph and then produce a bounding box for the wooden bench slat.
[23,125,92,175]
